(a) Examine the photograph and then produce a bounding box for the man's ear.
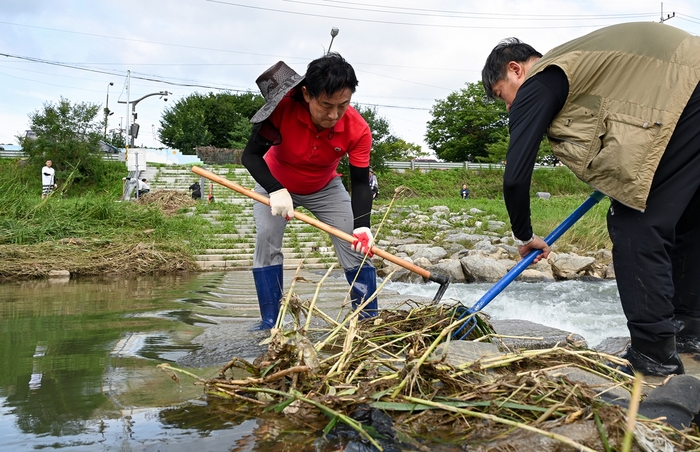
[507,61,523,77]
[301,86,311,103]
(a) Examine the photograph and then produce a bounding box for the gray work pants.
[252,176,370,271]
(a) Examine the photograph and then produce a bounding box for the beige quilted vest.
[528,22,700,210]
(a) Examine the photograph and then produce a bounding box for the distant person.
[137,178,150,197]
[369,169,379,199]
[460,184,470,199]
[41,159,56,199]
[189,181,202,200]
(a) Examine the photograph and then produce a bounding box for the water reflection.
[0,273,230,450]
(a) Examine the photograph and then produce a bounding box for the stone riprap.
[371,204,614,284]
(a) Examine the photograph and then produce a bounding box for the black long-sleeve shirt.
[504,66,569,240]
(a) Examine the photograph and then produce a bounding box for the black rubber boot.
[622,337,685,377]
[676,314,700,354]
[638,375,700,429]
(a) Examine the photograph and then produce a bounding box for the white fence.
[385,161,560,171]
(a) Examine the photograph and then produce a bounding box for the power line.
[0,52,253,92]
[0,52,440,112]
[0,20,307,61]
[206,0,654,29]
[283,0,655,20]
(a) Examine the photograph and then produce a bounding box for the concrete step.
[196,260,336,271]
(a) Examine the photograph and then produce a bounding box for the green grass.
[0,158,613,277]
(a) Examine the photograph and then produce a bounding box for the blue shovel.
[452,191,606,340]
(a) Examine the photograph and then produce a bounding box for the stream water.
[0,271,630,451]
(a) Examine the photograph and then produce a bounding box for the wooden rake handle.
[191,166,450,299]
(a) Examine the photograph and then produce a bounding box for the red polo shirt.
[264,95,372,195]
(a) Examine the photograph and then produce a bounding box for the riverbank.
[0,159,612,280]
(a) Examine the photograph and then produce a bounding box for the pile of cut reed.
[160,265,700,451]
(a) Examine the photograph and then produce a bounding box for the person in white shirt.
[137,178,150,197]
[41,160,56,199]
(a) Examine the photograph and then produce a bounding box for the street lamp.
[118,91,170,147]
[327,27,339,54]
[104,82,114,139]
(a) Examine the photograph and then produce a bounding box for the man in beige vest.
[482,22,700,377]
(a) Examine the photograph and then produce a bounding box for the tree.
[18,97,109,188]
[426,82,508,162]
[336,105,426,188]
[353,105,426,171]
[159,92,264,154]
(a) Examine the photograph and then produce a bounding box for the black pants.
[608,83,700,342]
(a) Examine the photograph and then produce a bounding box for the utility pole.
[660,2,675,23]
[125,70,131,150]
[104,82,114,139]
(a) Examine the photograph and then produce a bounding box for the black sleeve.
[504,67,568,240]
[240,122,284,194]
[349,164,372,229]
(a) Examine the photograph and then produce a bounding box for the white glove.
[351,227,374,256]
[269,188,294,220]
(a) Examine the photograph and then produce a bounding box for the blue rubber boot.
[251,265,283,330]
[344,265,379,319]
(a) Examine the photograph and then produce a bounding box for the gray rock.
[593,336,629,355]
[486,220,506,231]
[472,240,498,254]
[518,268,555,282]
[48,269,71,278]
[604,262,616,279]
[545,366,631,406]
[536,191,551,200]
[412,256,432,269]
[595,249,613,264]
[428,259,465,283]
[443,232,491,243]
[396,243,430,254]
[411,246,447,264]
[496,259,517,271]
[490,319,588,351]
[549,253,596,280]
[460,255,508,283]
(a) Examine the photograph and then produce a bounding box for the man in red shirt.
[242,53,377,329]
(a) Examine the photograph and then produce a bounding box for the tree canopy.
[19,97,110,189]
[425,82,508,162]
[353,105,426,170]
[159,92,265,154]
[336,105,426,186]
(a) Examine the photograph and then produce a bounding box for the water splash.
[384,279,627,348]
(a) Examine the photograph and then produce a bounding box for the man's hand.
[269,188,294,220]
[517,235,550,263]
[351,227,374,256]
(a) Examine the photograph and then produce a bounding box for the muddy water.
[0,270,434,451]
[1,271,693,450]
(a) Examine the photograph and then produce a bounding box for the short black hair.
[482,38,542,99]
[304,52,358,99]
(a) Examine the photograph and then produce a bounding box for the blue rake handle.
[452,191,605,340]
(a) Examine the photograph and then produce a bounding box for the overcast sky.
[1,1,699,153]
